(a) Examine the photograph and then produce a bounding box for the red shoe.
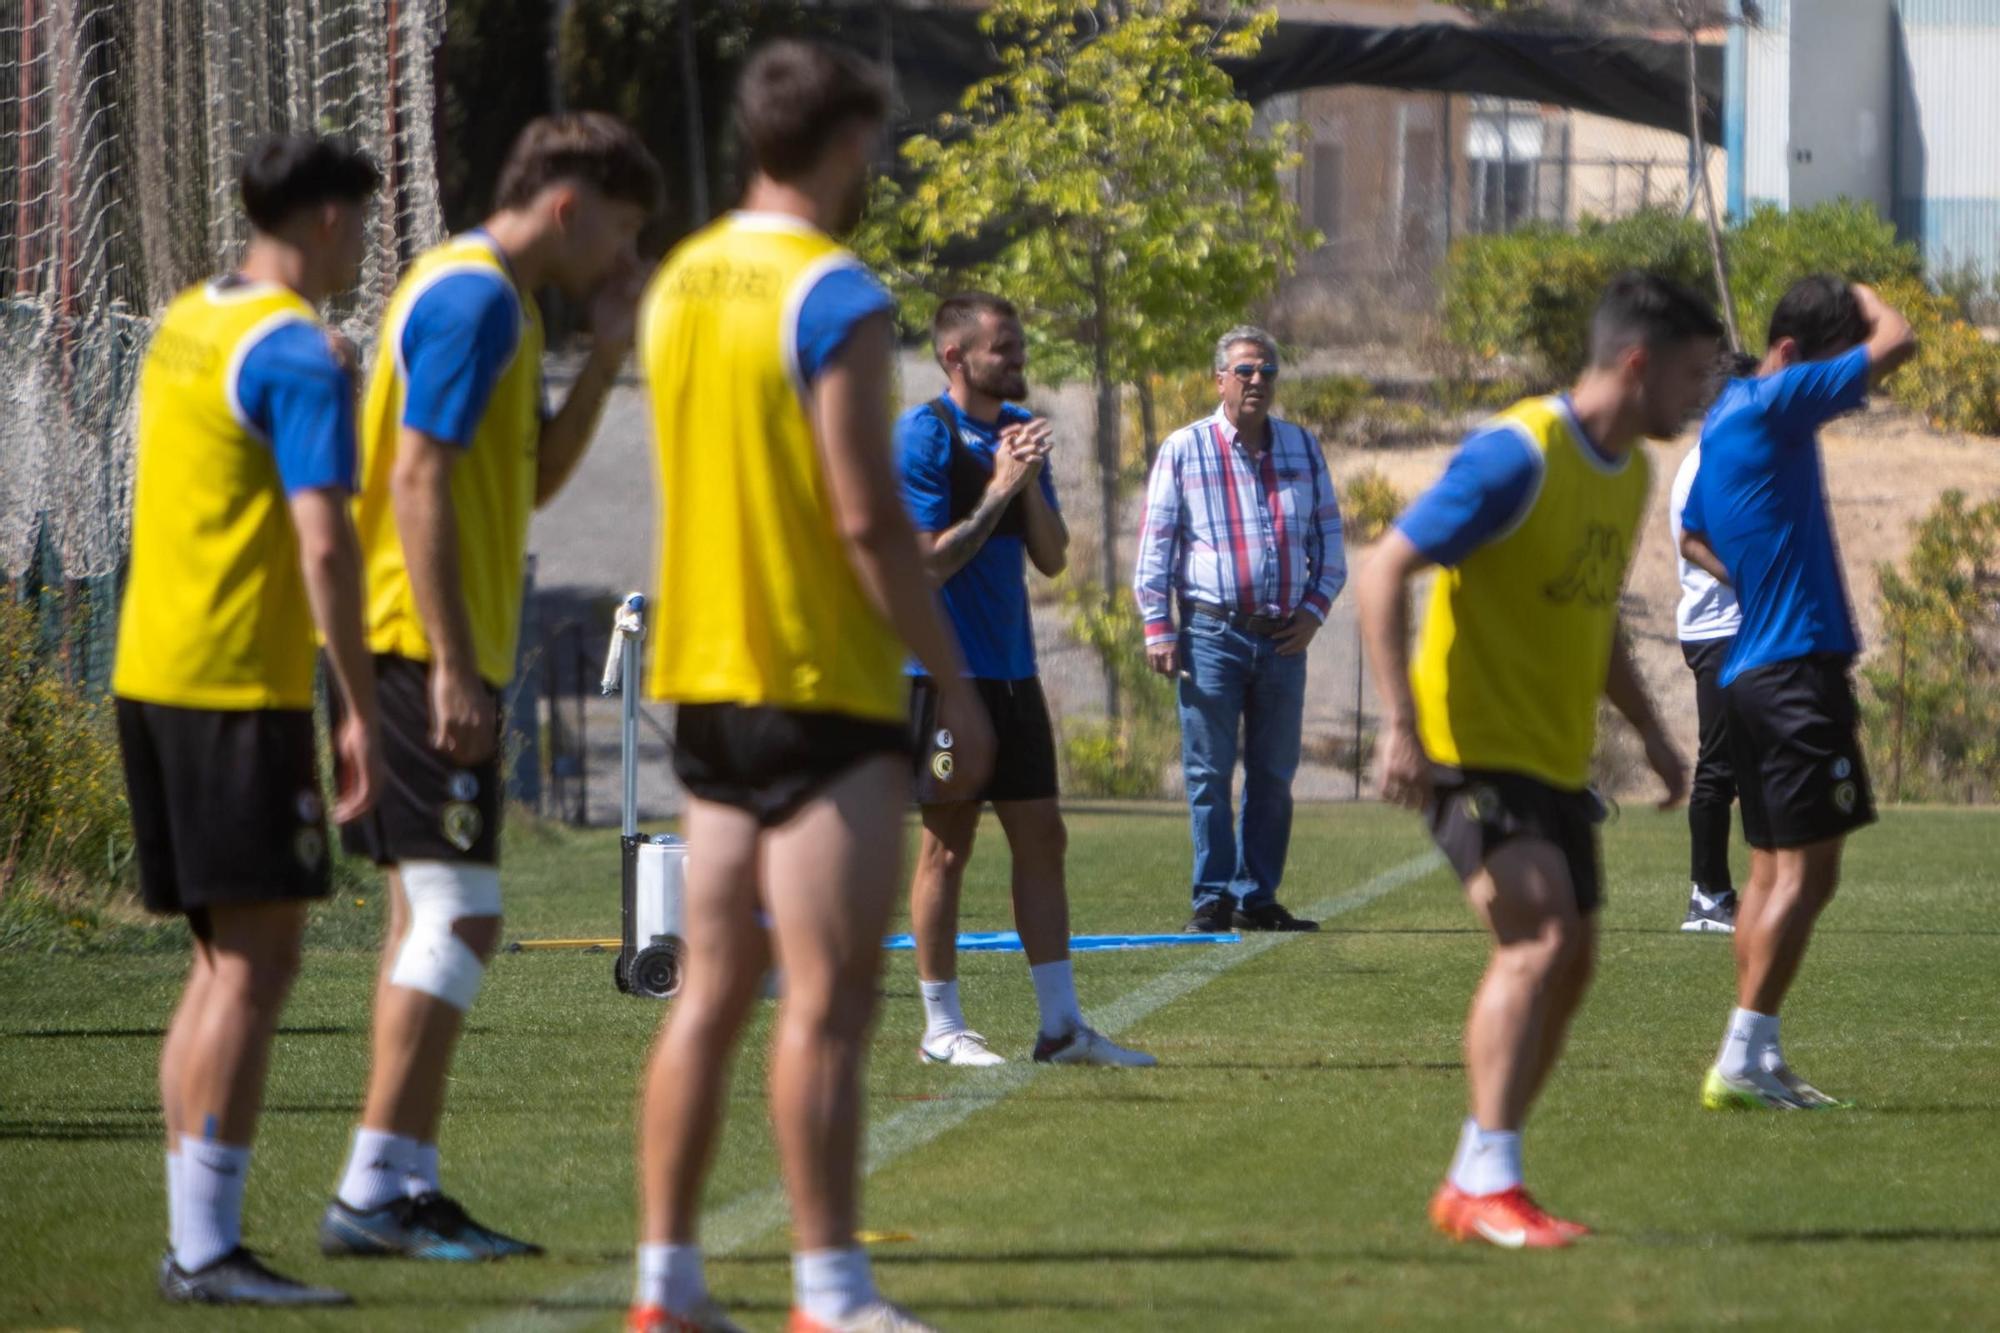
[788,1301,937,1331]
[1431,1184,1581,1249]
[628,1300,748,1333]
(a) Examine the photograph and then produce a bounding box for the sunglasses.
[1229,362,1280,382]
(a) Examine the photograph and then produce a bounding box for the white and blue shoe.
[1680,886,1737,934]
[918,1030,1006,1067]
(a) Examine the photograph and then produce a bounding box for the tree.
[853,0,1316,716]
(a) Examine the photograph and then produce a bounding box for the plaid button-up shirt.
[1132,408,1346,645]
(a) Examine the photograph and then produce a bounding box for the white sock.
[1030,959,1084,1040]
[1444,1118,1479,1187]
[793,1246,875,1323]
[1448,1126,1523,1197]
[338,1127,419,1212]
[1717,1007,1780,1080]
[405,1141,441,1199]
[176,1135,250,1272]
[635,1242,707,1314]
[919,979,966,1047]
[165,1149,183,1256]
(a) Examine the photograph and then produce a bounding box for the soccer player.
[1668,437,1742,934]
[117,133,382,1305]
[630,41,992,1333]
[899,291,1154,1069]
[1357,272,1715,1248]
[1678,277,1916,1111]
[320,113,662,1259]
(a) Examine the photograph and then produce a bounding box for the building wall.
[1788,0,1896,213]
[1565,114,1726,225]
[1743,0,1792,209]
[1894,0,2000,281]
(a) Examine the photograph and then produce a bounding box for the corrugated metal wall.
[1743,0,1791,210]
[1895,0,2000,282]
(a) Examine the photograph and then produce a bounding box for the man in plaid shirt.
[1133,325,1346,934]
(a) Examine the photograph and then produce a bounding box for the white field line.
[471,850,1443,1331]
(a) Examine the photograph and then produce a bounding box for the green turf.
[4,803,1997,1331]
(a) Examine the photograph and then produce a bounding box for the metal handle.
[601,592,646,838]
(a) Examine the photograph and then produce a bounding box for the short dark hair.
[238,134,380,233]
[494,112,664,214]
[1589,270,1724,367]
[1767,274,1869,362]
[932,291,1018,353]
[733,39,890,184]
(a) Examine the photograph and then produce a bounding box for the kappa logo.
[1542,523,1629,608]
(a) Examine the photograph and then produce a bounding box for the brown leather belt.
[1183,598,1290,637]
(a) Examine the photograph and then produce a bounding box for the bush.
[1860,490,2000,803]
[1281,374,1370,438]
[1875,276,2000,436]
[1340,467,1405,544]
[1058,581,1180,798]
[1726,202,1922,350]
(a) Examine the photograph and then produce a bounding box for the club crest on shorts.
[1833,781,1858,814]
[294,789,322,824]
[442,801,483,852]
[448,769,480,803]
[1832,757,1853,780]
[931,750,955,782]
[935,728,954,751]
[293,826,325,870]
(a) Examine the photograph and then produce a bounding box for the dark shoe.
[159,1246,351,1306]
[321,1191,542,1261]
[1182,900,1234,934]
[1233,901,1319,932]
[1680,885,1737,935]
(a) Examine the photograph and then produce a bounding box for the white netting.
[0,0,445,590]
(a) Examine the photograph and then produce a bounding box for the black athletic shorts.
[115,698,330,932]
[332,653,503,866]
[1425,766,1605,914]
[1723,653,1876,850]
[672,702,909,827]
[909,675,1059,805]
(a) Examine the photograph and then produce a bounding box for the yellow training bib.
[1411,396,1651,791]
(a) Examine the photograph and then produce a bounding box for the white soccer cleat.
[1032,1024,1157,1067]
[788,1300,939,1332]
[1701,1063,1811,1111]
[918,1030,1006,1067]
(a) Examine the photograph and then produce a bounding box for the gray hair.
[1213,324,1281,373]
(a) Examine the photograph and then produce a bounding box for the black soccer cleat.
[1233,901,1320,933]
[321,1191,543,1261]
[158,1246,351,1306]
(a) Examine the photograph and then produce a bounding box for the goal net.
[0,0,446,682]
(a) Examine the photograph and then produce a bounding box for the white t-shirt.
[1670,445,1741,643]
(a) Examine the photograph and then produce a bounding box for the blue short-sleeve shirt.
[1685,345,1870,684]
[896,395,1058,680]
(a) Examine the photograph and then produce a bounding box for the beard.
[971,365,1028,402]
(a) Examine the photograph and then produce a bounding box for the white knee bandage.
[391,862,502,1011]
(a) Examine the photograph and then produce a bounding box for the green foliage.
[1281,374,1371,439]
[1339,468,1407,545]
[1725,203,1923,350]
[853,0,1316,390]
[0,597,131,918]
[1861,490,2000,803]
[1875,276,2000,436]
[1057,580,1179,798]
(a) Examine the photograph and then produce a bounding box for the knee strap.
[391,861,502,1011]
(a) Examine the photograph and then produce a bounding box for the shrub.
[1281,373,1370,438]
[1340,467,1406,544]
[1726,202,1923,350]
[1058,581,1180,798]
[1860,490,2000,803]
[1875,276,2000,436]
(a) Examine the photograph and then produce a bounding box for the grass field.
[4,802,1998,1331]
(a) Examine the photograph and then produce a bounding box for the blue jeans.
[1176,614,1307,912]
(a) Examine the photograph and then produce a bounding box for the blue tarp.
[883,931,1241,953]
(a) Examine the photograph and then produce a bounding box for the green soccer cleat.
[1701,1065,1811,1111]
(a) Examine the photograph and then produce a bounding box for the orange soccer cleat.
[1429,1181,1587,1249]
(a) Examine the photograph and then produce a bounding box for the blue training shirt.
[1395,423,1543,566]
[237,320,358,495]
[896,395,1059,680]
[400,267,523,447]
[794,263,895,384]
[1682,345,1870,685]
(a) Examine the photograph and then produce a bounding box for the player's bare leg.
[640,797,771,1243]
[1705,838,1849,1109]
[1431,839,1591,1248]
[993,798,1069,966]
